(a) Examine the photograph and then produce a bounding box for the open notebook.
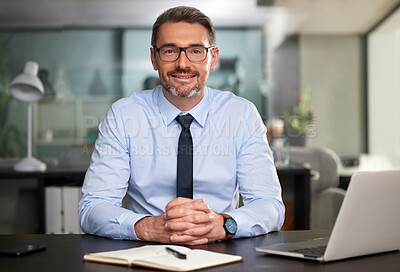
[256,170,400,262]
[83,244,242,271]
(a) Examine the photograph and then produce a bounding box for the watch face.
[225,218,237,235]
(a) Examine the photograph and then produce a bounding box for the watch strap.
[221,213,235,240]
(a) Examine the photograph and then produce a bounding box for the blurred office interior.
[0,0,399,234]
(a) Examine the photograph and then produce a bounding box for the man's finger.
[165,197,193,211]
[165,198,210,212]
[166,213,213,225]
[170,235,209,245]
[169,230,211,244]
[165,207,211,220]
[165,199,211,216]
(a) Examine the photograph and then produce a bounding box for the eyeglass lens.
[159,46,208,62]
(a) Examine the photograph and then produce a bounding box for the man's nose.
[176,50,191,68]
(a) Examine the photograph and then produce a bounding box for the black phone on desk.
[0,245,46,256]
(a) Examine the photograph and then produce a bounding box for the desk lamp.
[9,61,46,171]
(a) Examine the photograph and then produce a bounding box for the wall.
[367,7,400,168]
[268,34,366,157]
[300,35,366,157]
[269,35,300,117]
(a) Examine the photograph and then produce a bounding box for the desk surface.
[1,231,399,272]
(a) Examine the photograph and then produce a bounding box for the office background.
[0,0,399,234]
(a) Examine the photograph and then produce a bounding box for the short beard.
[163,83,200,98]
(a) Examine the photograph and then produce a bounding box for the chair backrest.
[289,146,341,195]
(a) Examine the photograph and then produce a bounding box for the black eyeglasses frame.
[153,46,216,62]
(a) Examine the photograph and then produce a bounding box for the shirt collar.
[156,86,210,128]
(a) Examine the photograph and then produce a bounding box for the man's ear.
[150,48,158,71]
[210,47,220,71]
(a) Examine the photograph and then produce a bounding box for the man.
[79,6,284,245]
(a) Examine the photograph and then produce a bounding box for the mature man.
[79,6,284,245]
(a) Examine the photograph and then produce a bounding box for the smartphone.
[0,245,46,256]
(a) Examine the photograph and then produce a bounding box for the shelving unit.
[33,95,120,158]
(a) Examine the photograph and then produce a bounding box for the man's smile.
[171,75,196,79]
[169,72,198,83]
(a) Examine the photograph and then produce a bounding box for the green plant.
[0,38,24,157]
[282,87,314,134]
[0,42,11,137]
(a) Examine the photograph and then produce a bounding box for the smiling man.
[79,6,284,245]
[151,21,218,110]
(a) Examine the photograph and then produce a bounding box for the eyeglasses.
[154,46,215,62]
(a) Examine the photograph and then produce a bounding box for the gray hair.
[151,6,217,47]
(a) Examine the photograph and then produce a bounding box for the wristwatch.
[221,213,237,240]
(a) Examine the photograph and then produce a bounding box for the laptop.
[256,170,400,262]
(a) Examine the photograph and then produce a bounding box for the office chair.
[288,146,346,230]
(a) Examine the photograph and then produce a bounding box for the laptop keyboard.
[291,246,327,257]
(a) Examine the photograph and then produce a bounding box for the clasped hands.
[134,197,226,245]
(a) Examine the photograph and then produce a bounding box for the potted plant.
[282,87,314,146]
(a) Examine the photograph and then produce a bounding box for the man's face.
[151,22,219,98]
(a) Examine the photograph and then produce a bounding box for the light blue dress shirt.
[79,86,285,240]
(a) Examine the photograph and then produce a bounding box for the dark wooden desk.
[0,166,310,233]
[0,167,86,233]
[1,231,399,272]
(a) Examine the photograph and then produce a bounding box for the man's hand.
[164,198,226,244]
[134,198,226,245]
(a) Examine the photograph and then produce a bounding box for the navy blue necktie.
[175,114,194,199]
